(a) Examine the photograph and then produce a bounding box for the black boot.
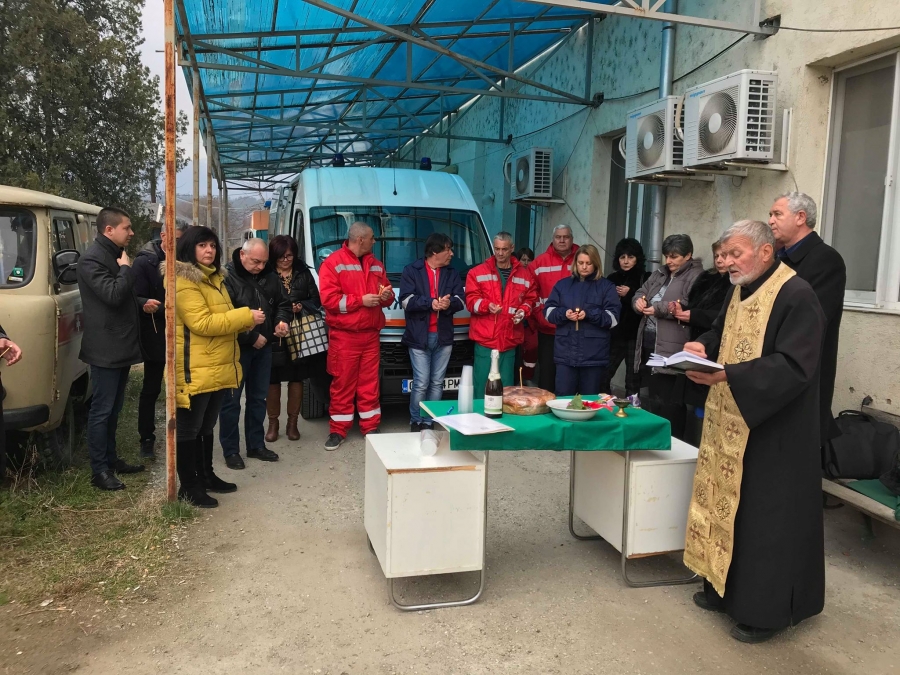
[140,438,157,461]
[201,434,237,493]
[176,438,218,508]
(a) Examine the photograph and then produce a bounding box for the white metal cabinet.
[364,433,486,579]
[573,439,698,558]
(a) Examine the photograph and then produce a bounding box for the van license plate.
[401,378,460,394]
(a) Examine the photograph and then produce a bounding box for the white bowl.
[546,399,599,421]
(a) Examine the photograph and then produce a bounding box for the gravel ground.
[5,403,900,674]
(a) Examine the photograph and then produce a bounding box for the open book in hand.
[646,351,724,374]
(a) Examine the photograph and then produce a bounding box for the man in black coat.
[0,324,23,479]
[769,192,847,442]
[131,220,187,460]
[76,207,145,491]
[219,239,292,468]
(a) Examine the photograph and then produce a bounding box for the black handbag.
[822,410,900,480]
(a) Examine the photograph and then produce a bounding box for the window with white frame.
[823,51,900,310]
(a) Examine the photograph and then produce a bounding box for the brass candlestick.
[613,398,631,418]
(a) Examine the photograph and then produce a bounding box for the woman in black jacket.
[266,235,322,443]
[671,240,731,446]
[602,238,647,395]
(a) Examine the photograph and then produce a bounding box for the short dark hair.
[97,207,130,233]
[424,232,453,258]
[612,238,646,273]
[269,234,300,265]
[516,247,534,261]
[176,226,222,272]
[662,234,693,258]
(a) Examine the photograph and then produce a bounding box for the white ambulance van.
[268,167,493,418]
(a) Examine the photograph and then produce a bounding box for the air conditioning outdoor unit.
[510,147,553,200]
[625,96,685,179]
[683,70,778,168]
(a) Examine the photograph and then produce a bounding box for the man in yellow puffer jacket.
[162,226,263,507]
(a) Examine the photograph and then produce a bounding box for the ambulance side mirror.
[53,249,80,286]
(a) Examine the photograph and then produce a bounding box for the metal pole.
[218,184,224,244]
[207,134,213,229]
[223,184,229,247]
[648,0,677,269]
[163,0,178,502]
[192,71,200,227]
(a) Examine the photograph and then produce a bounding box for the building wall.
[402,0,900,416]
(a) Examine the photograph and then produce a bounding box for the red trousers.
[522,321,539,381]
[327,329,382,436]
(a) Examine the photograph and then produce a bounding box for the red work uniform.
[530,243,577,390]
[319,243,394,437]
[465,256,538,351]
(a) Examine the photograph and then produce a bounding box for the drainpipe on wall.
[648,0,677,269]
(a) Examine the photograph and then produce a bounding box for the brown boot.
[265,384,281,443]
[286,382,302,441]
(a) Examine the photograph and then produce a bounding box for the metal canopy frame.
[521,0,776,37]
[174,0,776,189]
[176,0,602,187]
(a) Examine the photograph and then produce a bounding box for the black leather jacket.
[224,248,293,348]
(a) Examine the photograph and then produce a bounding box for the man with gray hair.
[219,238,293,468]
[531,224,577,391]
[681,219,826,644]
[769,192,846,442]
[132,219,189,460]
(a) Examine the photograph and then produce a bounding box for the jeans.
[408,333,453,425]
[177,390,225,442]
[138,360,164,443]
[555,364,605,397]
[87,365,130,475]
[219,345,272,456]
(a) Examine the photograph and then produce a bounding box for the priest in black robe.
[681,220,826,644]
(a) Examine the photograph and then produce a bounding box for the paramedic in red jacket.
[318,223,394,451]
[465,232,538,396]
[531,225,577,392]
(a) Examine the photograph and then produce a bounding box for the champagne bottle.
[484,349,503,418]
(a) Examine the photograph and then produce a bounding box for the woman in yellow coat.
[164,226,264,507]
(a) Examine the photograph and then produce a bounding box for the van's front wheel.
[300,379,327,420]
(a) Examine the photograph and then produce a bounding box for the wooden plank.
[821,478,900,529]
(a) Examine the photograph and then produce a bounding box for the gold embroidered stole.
[683,263,796,596]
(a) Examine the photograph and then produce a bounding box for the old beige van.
[1,185,100,467]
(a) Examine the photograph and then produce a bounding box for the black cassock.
[698,261,826,630]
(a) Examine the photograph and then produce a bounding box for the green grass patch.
[0,369,195,604]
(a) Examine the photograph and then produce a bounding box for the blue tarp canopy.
[175,0,603,185]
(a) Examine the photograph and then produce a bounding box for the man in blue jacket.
[400,233,466,432]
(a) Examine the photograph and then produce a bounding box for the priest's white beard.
[729,260,773,287]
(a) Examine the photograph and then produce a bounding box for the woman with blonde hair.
[543,244,621,396]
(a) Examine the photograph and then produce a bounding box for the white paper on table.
[431,413,514,436]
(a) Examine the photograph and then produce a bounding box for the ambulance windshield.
[309,206,492,281]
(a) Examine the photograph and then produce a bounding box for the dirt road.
[4,407,900,674]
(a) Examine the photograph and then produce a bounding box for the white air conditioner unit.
[510,147,553,200]
[625,96,685,179]
[684,70,778,168]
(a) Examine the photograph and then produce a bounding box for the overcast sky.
[139,3,206,197]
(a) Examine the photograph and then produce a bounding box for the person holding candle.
[543,244,620,396]
[219,239,293,468]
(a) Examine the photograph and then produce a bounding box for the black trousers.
[138,360,165,443]
[176,390,225,443]
[537,332,557,392]
[602,338,639,395]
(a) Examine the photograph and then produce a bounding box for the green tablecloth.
[420,399,672,453]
